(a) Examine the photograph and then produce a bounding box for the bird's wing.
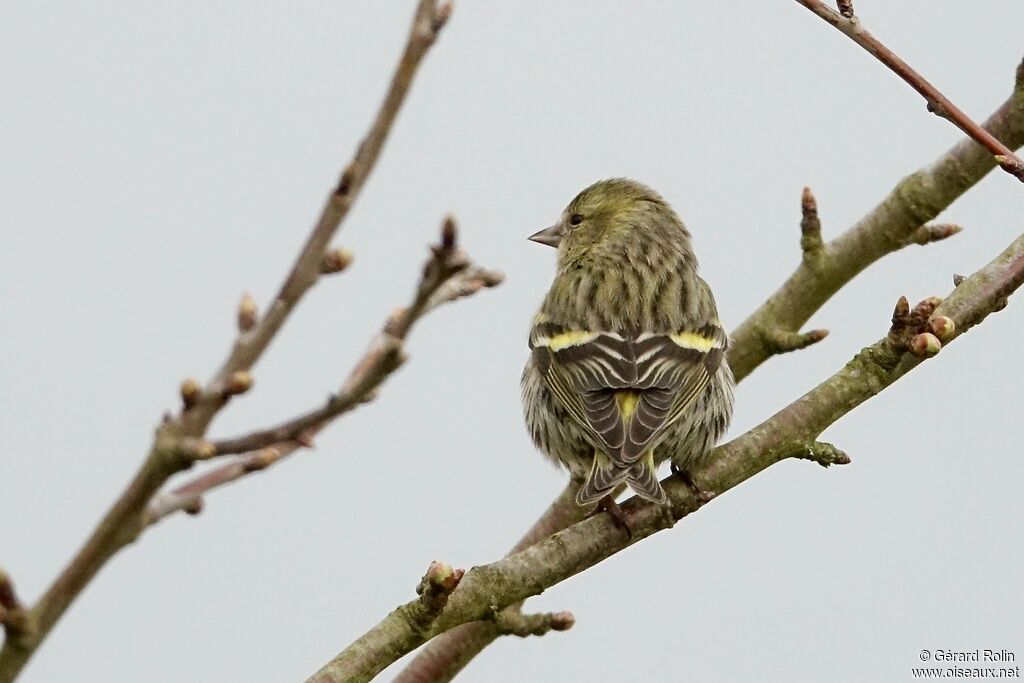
[530,320,727,468]
[624,327,727,458]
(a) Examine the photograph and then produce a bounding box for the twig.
[179,0,453,436]
[763,327,830,354]
[306,562,465,683]
[488,609,575,638]
[793,441,851,468]
[915,246,1024,343]
[316,231,1024,683]
[906,223,962,246]
[793,0,1024,181]
[143,447,291,525]
[201,220,501,459]
[728,57,1024,382]
[0,571,31,643]
[392,483,588,683]
[144,222,501,525]
[0,4,451,681]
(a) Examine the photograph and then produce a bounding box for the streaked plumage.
[521,178,734,506]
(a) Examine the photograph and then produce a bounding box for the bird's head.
[529,178,692,268]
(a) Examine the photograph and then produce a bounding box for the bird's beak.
[528,223,564,248]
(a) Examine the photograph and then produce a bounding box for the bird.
[520,178,734,510]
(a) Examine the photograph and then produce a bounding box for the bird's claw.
[590,494,634,539]
[671,464,715,504]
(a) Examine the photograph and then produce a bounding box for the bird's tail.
[576,451,667,506]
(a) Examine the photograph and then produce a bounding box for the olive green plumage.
[521,178,734,506]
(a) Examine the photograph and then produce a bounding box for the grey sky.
[2,2,1022,682]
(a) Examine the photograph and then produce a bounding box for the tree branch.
[179,0,453,437]
[393,88,1024,670]
[143,447,290,525]
[392,483,590,683]
[906,223,962,247]
[306,562,572,683]
[202,221,501,460]
[0,4,451,681]
[794,0,1024,181]
[0,571,32,646]
[307,562,465,683]
[792,440,851,468]
[487,609,575,638]
[144,221,501,526]
[728,57,1024,382]
[315,231,1024,683]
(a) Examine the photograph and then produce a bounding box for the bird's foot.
[670,463,715,505]
[590,494,634,539]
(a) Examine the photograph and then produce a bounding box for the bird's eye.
[569,213,584,227]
